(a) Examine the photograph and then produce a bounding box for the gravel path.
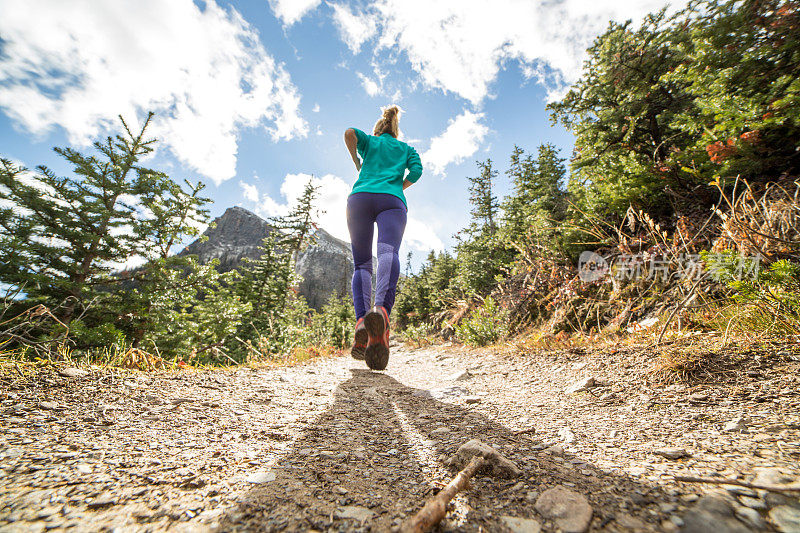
[2,340,799,532]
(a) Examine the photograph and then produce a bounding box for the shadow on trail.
[215,368,671,532]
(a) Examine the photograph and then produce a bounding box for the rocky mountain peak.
[180,207,368,310]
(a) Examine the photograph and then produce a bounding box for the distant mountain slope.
[179,206,367,310]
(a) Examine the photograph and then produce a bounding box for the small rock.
[446,370,472,381]
[558,427,575,443]
[465,397,481,404]
[616,513,647,529]
[680,495,750,533]
[428,386,471,400]
[726,486,757,497]
[752,468,794,486]
[543,445,564,456]
[501,515,542,533]
[87,493,117,509]
[735,507,766,530]
[654,448,690,460]
[246,471,276,484]
[39,401,59,410]
[59,367,88,378]
[723,417,747,433]
[689,392,708,402]
[659,503,678,513]
[431,427,450,435]
[534,485,593,533]
[770,506,800,533]
[739,496,766,510]
[565,377,597,394]
[526,491,539,502]
[75,464,92,474]
[446,439,521,478]
[335,505,375,522]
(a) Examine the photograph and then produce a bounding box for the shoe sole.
[364,309,389,371]
[351,327,368,360]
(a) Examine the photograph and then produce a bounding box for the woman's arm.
[344,128,361,172]
[403,179,413,190]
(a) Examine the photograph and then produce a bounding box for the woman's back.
[349,127,422,206]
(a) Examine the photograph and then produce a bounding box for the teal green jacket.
[349,127,423,207]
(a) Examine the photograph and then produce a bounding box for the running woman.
[344,106,423,370]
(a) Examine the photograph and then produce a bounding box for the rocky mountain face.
[179,206,364,310]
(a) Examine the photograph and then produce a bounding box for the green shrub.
[702,251,800,335]
[455,296,508,347]
[400,321,434,348]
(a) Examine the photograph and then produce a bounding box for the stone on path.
[39,401,59,410]
[558,426,576,443]
[680,495,750,533]
[723,417,747,433]
[770,506,800,533]
[565,377,597,394]
[246,470,276,484]
[501,515,542,533]
[59,367,88,378]
[446,369,472,381]
[415,385,471,401]
[654,448,690,460]
[752,467,794,486]
[616,513,647,529]
[446,439,521,479]
[734,507,766,530]
[335,505,375,522]
[543,445,564,456]
[87,493,117,509]
[534,485,593,533]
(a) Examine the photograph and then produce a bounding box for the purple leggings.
[346,192,407,320]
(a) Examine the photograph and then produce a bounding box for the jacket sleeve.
[406,146,423,183]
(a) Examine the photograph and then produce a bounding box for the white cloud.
[422,110,488,176]
[268,0,322,25]
[357,73,381,97]
[312,103,321,112]
[240,181,260,203]
[332,0,685,104]
[403,217,444,253]
[330,2,377,53]
[0,0,308,185]
[243,173,444,253]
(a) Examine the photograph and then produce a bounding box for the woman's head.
[373,105,401,138]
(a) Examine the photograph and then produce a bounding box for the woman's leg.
[374,198,407,316]
[346,194,375,320]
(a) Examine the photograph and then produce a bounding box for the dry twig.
[401,456,485,533]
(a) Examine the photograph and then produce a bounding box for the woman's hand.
[354,157,362,172]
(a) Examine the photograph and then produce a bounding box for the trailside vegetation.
[0,119,352,367]
[396,0,800,346]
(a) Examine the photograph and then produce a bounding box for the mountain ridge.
[179,206,362,310]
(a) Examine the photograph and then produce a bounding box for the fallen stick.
[674,475,800,494]
[401,456,485,533]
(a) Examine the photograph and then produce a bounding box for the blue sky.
[0,0,678,270]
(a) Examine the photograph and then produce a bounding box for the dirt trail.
[2,341,799,532]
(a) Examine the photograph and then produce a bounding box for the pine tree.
[0,113,252,359]
[466,159,500,237]
[0,113,209,323]
[501,144,568,247]
[270,177,322,259]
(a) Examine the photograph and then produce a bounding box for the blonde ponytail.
[373,105,401,138]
